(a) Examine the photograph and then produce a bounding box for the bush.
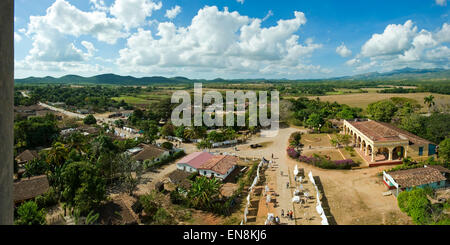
[397,188,432,225]
[140,194,159,217]
[15,201,47,225]
[153,207,176,225]
[83,115,97,125]
[35,187,59,209]
[161,142,174,150]
[289,149,357,169]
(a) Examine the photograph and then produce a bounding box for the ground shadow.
[313,176,338,225]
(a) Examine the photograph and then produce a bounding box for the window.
[419,147,423,156]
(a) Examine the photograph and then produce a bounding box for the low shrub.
[289,148,357,169]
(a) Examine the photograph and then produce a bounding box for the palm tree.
[188,176,220,209]
[183,128,195,140]
[46,142,68,168]
[424,95,435,114]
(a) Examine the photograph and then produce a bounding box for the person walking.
[281,209,284,217]
[286,182,289,189]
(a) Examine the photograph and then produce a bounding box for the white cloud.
[237,0,244,4]
[361,20,417,57]
[18,0,130,73]
[165,5,181,19]
[262,10,273,22]
[89,0,108,11]
[117,6,323,77]
[345,58,360,66]
[81,41,98,57]
[27,0,127,45]
[349,21,450,71]
[436,0,447,6]
[436,23,450,43]
[336,43,352,57]
[14,32,22,42]
[110,0,162,29]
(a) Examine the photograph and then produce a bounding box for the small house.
[13,175,50,204]
[383,167,447,196]
[132,144,170,163]
[15,150,39,165]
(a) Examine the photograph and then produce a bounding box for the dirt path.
[209,127,412,225]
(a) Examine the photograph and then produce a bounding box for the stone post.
[0,0,14,225]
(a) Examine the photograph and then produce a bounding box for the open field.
[306,92,450,111]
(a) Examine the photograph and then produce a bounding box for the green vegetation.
[61,161,106,215]
[14,114,59,149]
[398,187,449,225]
[83,114,97,125]
[288,97,362,131]
[14,201,47,225]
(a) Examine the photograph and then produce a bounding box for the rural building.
[132,144,170,163]
[15,150,39,165]
[120,110,134,118]
[343,119,437,163]
[14,104,47,118]
[76,109,90,114]
[383,167,447,195]
[168,170,193,190]
[177,152,213,173]
[13,175,50,204]
[197,155,238,179]
[176,152,238,180]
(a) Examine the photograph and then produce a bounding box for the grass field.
[112,96,154,105]
[306,92,450,112]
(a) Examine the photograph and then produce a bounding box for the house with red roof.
[176,152,238,180]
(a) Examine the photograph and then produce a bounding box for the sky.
[13,0,450,79]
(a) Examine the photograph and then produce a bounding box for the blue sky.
[14,0,450,79]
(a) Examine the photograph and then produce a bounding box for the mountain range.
[14,68,450,85]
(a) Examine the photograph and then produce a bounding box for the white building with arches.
[342,119,437,164]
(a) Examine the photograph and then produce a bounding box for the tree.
[305,113,324,130]
[397,187,431,225]
[438,138,450,163]
[83,114,97,125]
[116,153,141,196]
[175,126,186,139]
[367,100,397,122]
[161,142,174,150]
[14,201,47,225]
[161,122,175,137]
[187,176,221,209]
[143,121,159,143]
[336,107,355,120]
[114,119,125,128]
[140,193,160,217]
[61,161,106,214]
[183,128,195,140]
[424,95,435,114]
[46,142,69,168]
[23,158,48,178]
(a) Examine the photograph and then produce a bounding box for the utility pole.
[0,0,14,225]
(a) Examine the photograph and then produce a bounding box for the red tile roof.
[348,120,433,145]
[198,155,238,175]
[177,152,213,169]
[389,167,446,188]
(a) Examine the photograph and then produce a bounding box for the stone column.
[388,148,393,161]
[404,146,408,158]
[0,0,14,225]
[371,147,376,162]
